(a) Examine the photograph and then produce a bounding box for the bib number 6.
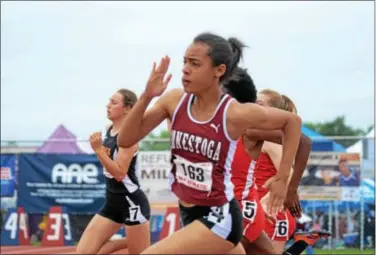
[276,220,288,237]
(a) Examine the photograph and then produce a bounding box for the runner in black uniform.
[76,89,150,255]
[100,125,150,225]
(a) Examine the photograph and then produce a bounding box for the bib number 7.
[128,206,140,222]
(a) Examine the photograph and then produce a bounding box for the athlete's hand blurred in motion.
[89,132,103,153]
[260,192,276,222]
[260,192,283,222]
[263,175,288,218]
[144,56,172,99]
[284,188,302,218]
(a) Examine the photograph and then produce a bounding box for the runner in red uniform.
[231,139,264,242]
[117,32,302,254]
[255,89,300,254]
[257,151,297,243]
[223,69,305,255]
[223,70,265,247]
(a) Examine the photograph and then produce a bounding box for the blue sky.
[1,1,374,142]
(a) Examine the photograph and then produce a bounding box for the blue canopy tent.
[301,125,346,152]
[361,178,375,205]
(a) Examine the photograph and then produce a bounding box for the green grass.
[311,248,375,254]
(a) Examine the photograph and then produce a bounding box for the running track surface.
[0,246,129,254]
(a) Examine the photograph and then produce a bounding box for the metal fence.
[1,135,374,250]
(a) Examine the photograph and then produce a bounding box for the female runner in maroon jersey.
[118,32,302,254]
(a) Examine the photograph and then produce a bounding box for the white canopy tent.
[347,127,374,153]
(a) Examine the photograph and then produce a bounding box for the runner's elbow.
[115,175,125,182]
[301,134,312,148]
[117,135,134,148]
[291,114,302,126]
[284,114,302,132]
[114,170,127,182]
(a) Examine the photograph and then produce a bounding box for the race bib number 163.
[173,155,213,192]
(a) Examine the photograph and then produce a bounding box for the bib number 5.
[242,201,257,222]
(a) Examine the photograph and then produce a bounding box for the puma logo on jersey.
[210,123,220,133]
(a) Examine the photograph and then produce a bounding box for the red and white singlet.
[254,152,296,241]
[231,138,265,242]
[169,93,237,206]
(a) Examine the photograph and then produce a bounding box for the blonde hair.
[259,89,297,113]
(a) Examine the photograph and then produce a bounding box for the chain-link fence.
[1,135,374,251]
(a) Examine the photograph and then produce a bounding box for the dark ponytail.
[227,37,246,73]
[222,67,257,103]
[193,32,247,82]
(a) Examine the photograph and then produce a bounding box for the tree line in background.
[3,115,373,150]
[141,115,374,151]
[305,116,374,147]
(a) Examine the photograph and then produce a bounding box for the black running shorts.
[179,198,242,246]
[98,189,150,226]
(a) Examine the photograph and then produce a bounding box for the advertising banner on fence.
[299,152,361,201]
[1,154,16,197]
[18,154,106,213]
[137,151,177,204]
